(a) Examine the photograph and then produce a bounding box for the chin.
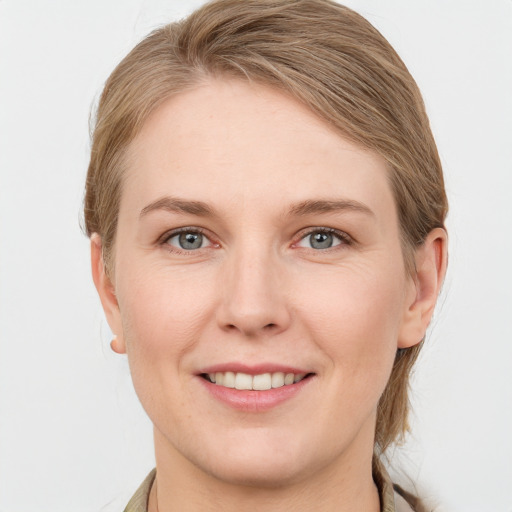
[189,429,319,488]
[205,455,309,489]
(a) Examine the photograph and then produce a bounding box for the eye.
[165,229,212,251]
[296,229,349,250]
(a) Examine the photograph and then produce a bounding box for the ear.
[91,234,126,354]
[398,228,448,349]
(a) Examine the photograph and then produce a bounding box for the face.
[100,79,421,487]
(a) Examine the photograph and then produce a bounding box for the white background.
[1,1,511,511]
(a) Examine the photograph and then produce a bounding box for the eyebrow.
[139,196,374,219]
[288,199,375,217]
[139,197,216,218]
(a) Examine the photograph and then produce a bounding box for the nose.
[216,247,292,338]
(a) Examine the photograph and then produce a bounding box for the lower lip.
[198,376,313,412]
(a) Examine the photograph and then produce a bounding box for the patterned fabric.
[123,466,413,512]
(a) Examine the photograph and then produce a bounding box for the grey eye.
[309,232,334,249]
[297,230,344,250]
[168,231,208,250]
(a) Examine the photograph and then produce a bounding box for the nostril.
[220,319,285,336]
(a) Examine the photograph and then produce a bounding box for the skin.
[92,79,447,512]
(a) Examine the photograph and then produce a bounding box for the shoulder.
[122,468,156,512]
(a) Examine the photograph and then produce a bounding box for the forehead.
[122,78,395,223]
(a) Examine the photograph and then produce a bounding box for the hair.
[84,0,447,507]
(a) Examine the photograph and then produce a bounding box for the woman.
[84,0,448,510]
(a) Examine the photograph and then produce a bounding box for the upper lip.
[198,362,312,375]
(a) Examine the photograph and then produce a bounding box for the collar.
[123,468,155,512]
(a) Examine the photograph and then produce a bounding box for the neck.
[149,427,381,512]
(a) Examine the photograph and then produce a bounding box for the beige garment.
[123,467,414,512]
[123,469,155,512]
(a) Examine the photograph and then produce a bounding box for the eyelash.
[158,226,353,254]
[159,227,216,255]
[294,227,353,251]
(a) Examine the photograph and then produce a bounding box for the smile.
[197,364,315,411]
[203,371,309,390]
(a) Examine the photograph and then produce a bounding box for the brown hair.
[84,0,446,500]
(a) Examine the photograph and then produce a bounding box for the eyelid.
[158,226,219,252]
[156,225,352,253]
[293,227,353,248]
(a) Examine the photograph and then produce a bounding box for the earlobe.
[90,234,126,354]
[110,336,125,354]
[398,228,448,349]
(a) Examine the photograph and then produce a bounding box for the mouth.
[196,364,315,411]
[200,371,314,391]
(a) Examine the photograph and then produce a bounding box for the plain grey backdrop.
[1,0,511,511]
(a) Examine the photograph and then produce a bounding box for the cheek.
[114,262,219,422]
[300,260,405,332]
[115,262,216,363]
[296,262,405,390]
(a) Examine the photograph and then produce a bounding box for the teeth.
[223,371,235,388]
[253,373,272,390]
[207,371,308,390]
[284,373,294,385]
[271,372,284,388]
[235,372,252,390]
